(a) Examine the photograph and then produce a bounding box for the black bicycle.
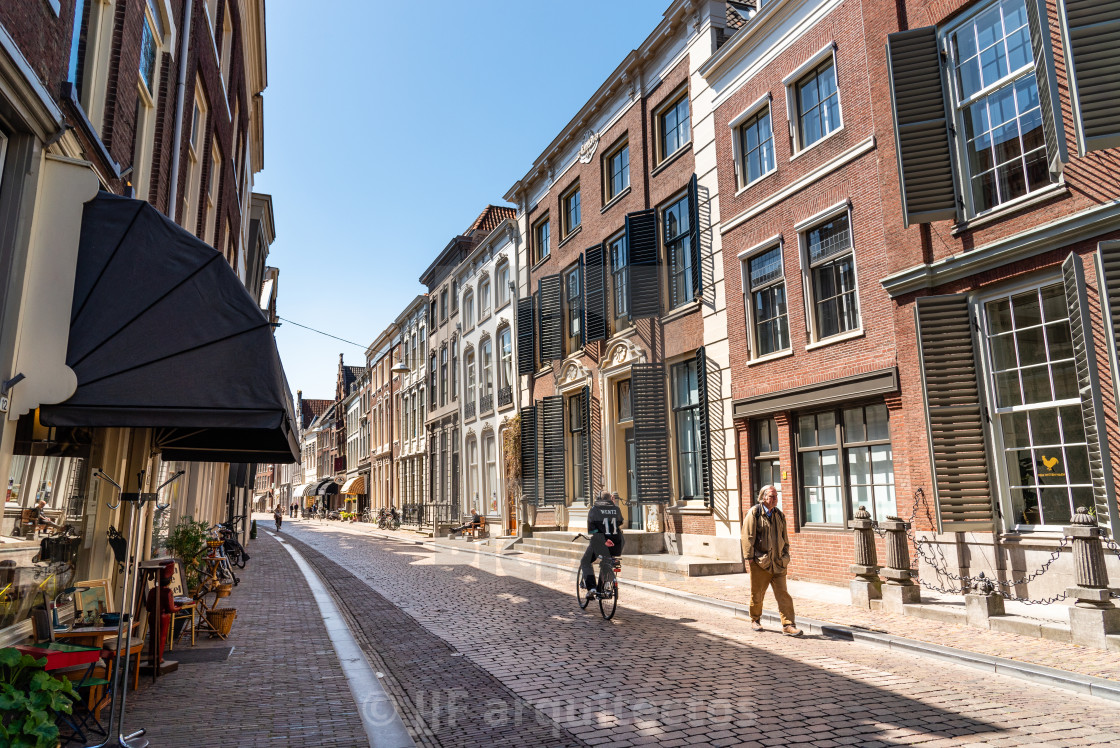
[573,533,619,620]
[219,515,249,569]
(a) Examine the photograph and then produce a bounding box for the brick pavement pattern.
[125,531,370,748]
[289,520,1120,747]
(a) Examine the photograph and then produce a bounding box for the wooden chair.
[456,516,488,539]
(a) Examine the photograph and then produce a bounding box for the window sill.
[661,299,701,324]
[735,167,779,198]
[667,502,710,515]
[531,255,552,273]
[798,523,850,533]
[601,186,632,215]
[747,349,794,367]
[805,327,864,351]
[651,143,691,178]
[951,182,1069,236]
[789,125,845,163]
[558,226,583,249]
[534,365,554,378]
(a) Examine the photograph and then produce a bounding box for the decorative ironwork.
[401,503,423,526]
[480,393,494,413]
[498,385,513,407]
[423,503,455,528]
[465,400,476,419]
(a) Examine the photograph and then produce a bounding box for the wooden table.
[54,622,138,649]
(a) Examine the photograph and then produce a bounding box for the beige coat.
[741,503,791,574]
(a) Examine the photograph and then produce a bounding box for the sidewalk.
[123,530,371,748]
[328,520,1120,685]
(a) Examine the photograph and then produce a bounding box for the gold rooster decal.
[1041,455,1059,471]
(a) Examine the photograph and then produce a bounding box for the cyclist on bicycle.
[580,491,624,598]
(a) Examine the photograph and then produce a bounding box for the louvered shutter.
[1063,253,1115,530]
[1024,0,1068,173]
[521,405,538,503]
[581,385,593,500]
[626,210,661,319]
[577,253,586,347]
[695,348,713,507]
[886,27,958,227]
[688,174,702,297]
[538,275,562,362]
[584,244,608,343]
[517,297,535,375]
[1058,0,1120,153]
[1098,241,1120,411]
[541,395,565,504]
[915,295,994,531]
[632,363,671,503]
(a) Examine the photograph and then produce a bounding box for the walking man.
[742,485,802,636]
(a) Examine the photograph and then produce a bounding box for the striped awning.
[341,475,365,495]
[294,483,315,498]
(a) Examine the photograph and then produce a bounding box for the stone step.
[513,538,743,577]
[531,530,668,555]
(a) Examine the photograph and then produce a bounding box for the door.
[625,428,642,530]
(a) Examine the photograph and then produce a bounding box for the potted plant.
[163,516,211,592]
[0,647,78,748]
[249,519,257,540]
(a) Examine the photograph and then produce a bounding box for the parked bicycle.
[377,508,401,530]
[218,515,249,569]
[573,533,619,620]
[206,524,240,586]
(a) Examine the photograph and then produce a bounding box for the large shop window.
[798,403,896,526]
[664,194,694,310]
[982,283,1091,526]
[804,212,859,341]
[672,359,704,500]
[754,418,783,507]
[745,245,790,357]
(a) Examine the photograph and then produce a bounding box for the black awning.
[313,478,339,496]
[40,192,298,464]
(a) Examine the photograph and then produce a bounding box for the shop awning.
[39,192,298,463]
[340,475,364,495]
[313,478,339,496]
[293,483,314,498]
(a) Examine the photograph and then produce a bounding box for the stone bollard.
[880,516,921,612]
[964,572,1005,629]
[849,506,882,609]
[1066,507,1120,649]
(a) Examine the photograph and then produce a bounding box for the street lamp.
[390,359,410,375]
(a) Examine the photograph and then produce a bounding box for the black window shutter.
[632,363,671,502]
[886,27,958,227]
[1024,0,1069,173]
[541,395,565,505]
[520,405,538,503]
[688,174,701,297]
[626,209,661,319]
[914,295,994,531]
[1063,253,1115,530]
[577,253,586,347]
[1058,0,1120,153]
[538,275,562,361]
[584,244,608,343]
[517,297,535,375]
[581,385,592,501]
[695,347,713,508]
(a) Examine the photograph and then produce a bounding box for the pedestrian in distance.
[273,504,283,532]
[742,485,802,636]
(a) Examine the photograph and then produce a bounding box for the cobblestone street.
[276,519,1120,747]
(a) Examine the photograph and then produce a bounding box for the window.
[737,106,775,187]
[495,260,510,308]
[430,300,437,328]
[451,280,458,313]
[463,291,474,330]
[132,4,161,203]
[657,90,691,162]
[498,327,513,391]
[564,264,582,355]
[450,339,458,401]
[138,5,158,94]
[795,57,841,150]
[483,433,497,511]
[754,418,782,509]
[568,395,586,501]
[418,327,425,367]
[410,392,417,439]
[479,277,491,319]
[465,348,476,409]
[402,339,409,375]
[804,212,858,340]
[440,289,448,322]
[68,0,88,92]
[533,216,550,264]
[609,234,629,326]
[182,86,207,231]
[798,403,895,525]
[948,0,1053,214]
[617,379,632,422]
[440,347,448,407]
[220,2,233,88]
[603,140,630,202]
[467,438,479,507]
[430,353,437,407]
[419,389,425,426]
[664,194,694,309]
[562,183,581,238]
[481,338,493,407]
[983,283,1090,526]
[744,246,789,356]
[672,360,703,500]
[205,144,221,245]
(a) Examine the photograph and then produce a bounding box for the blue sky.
[255,1,668,400]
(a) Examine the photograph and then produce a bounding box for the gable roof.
[301,398,332,429]
[465,205,516,238]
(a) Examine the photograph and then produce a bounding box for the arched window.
[465,348,476,408]
[498,327,513,392]
[467,437,479,511]
[495,260,510,308]
[463,291,475,330]
[479,276,491,319]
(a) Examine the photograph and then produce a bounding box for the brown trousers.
[748,560,796,627]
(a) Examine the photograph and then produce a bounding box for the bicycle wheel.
[226,546,243,568]
[598,564,618,620]
[576,569,591,610]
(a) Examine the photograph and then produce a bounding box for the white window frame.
[795,201,862,347]
[479,277,491,320]
[654,85,692,165]
[729,93,776,193]
[783,43,843,158]
[495,259,510,309]
[463,289,475,330]
[738,235,792,363]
